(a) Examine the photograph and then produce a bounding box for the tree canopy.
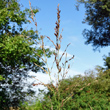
[77,0,110,50]
[0,0,52,108]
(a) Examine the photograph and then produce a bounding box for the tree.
[77,0,110,50]
[0,0,52,109]
[102,53,110,70]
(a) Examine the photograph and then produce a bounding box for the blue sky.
[19,0,110,87]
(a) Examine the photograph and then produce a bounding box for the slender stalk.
[29,2,75,109]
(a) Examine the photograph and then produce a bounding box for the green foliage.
[0,75,5,81]
[77,0,110,50]
[35,68,110,110]
[103,53,110,70]
[19,100,43,110]
[0,0,52,109]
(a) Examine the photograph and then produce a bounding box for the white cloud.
[28,71,54,84]
[24,66,84,102]
[25,44,83,98]
[45,45,73,58]
[65,69,84,78]
[59,49,73,58]
[27,67,84,88]
[33,44,73,59]
[26,71,55,96]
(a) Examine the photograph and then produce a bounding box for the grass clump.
[20,2,74,110]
